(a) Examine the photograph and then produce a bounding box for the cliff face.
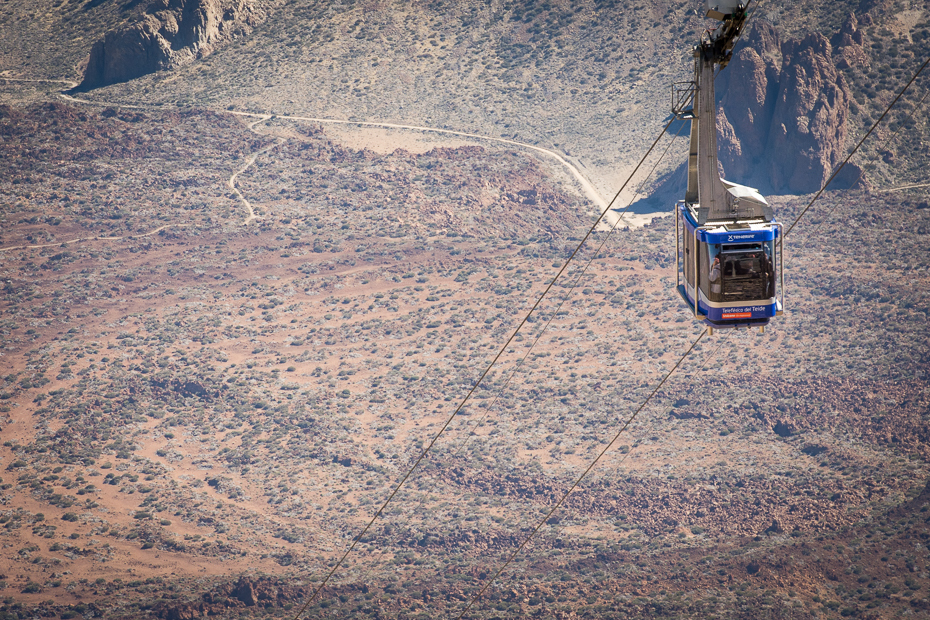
[80,0,266,90]
[716,17,868,194]
[766,32,852,193]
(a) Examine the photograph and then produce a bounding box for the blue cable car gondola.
[672,1,784,333]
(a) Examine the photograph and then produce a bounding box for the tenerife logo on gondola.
[726,233,757,242]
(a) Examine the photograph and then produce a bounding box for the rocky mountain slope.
[717,23,857,193]
[80,0,271,90]
[6,0,928,199]
[1,2,929,619]
[0,102,929,619]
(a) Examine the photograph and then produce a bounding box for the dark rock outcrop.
[767,33,852,193]
[80,0,267,90]
[764,519,785,535]
[149,377,216,400]
[831,12,869,70]
[716,20,866,194]
[230,577,258,606]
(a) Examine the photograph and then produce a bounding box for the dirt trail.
[4,80,628,251]
[58,90,144,109]
[228,113,277,224]
[229,141,277,224]
[227,110,611,215]
[879,181,930,192]
[0,223,189,253]
[230,151,261,224]
[0,77,79,89]
[62,85,613,218]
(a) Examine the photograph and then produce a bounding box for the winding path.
[62,88,613,216]
[229,133,277,224]
[879,181,930,192]
[0,78,625,252]
[226,111,610,213]
[0,223,190,253]
[0,77,78,89]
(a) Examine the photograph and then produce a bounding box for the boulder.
[80,0,267,89]
[763,519,785,534]
[231,577,258,606]
[832,13,869,70]
[831,12,865,48]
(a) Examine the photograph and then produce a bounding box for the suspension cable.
[299,7,777,614]
[453,329,708,620]
[337,119,690,598]
[288,119,675,620]
[451,47,930,620]
[297,8,930,620]
[452,119,688,463]
[595,329,736,486]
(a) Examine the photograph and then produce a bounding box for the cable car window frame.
[719,248,764,301]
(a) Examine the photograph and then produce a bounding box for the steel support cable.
[302,7,775,614]
[368,121,690,574]
[452,329,708,620]
[457,330,737,617]
[593,329,735,485]
[484,57,930,620]
[302,8,778,614]
[350,8,757,605]
[450,119,688,463]
[289,119,675,620]
[381,310,725,613]
[437,8,930,620]
[315,317,466,585]
[449,5,780,612]
[449,59,925,609]
[337,123,690,599]
[785,54,930,237]
[508,329,735,543]
[518,328,737,574]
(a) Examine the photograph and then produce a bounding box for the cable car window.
[720,249,766,302]
[721,247,769,301]
[685,239,777,304]
[765,241,775,299]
